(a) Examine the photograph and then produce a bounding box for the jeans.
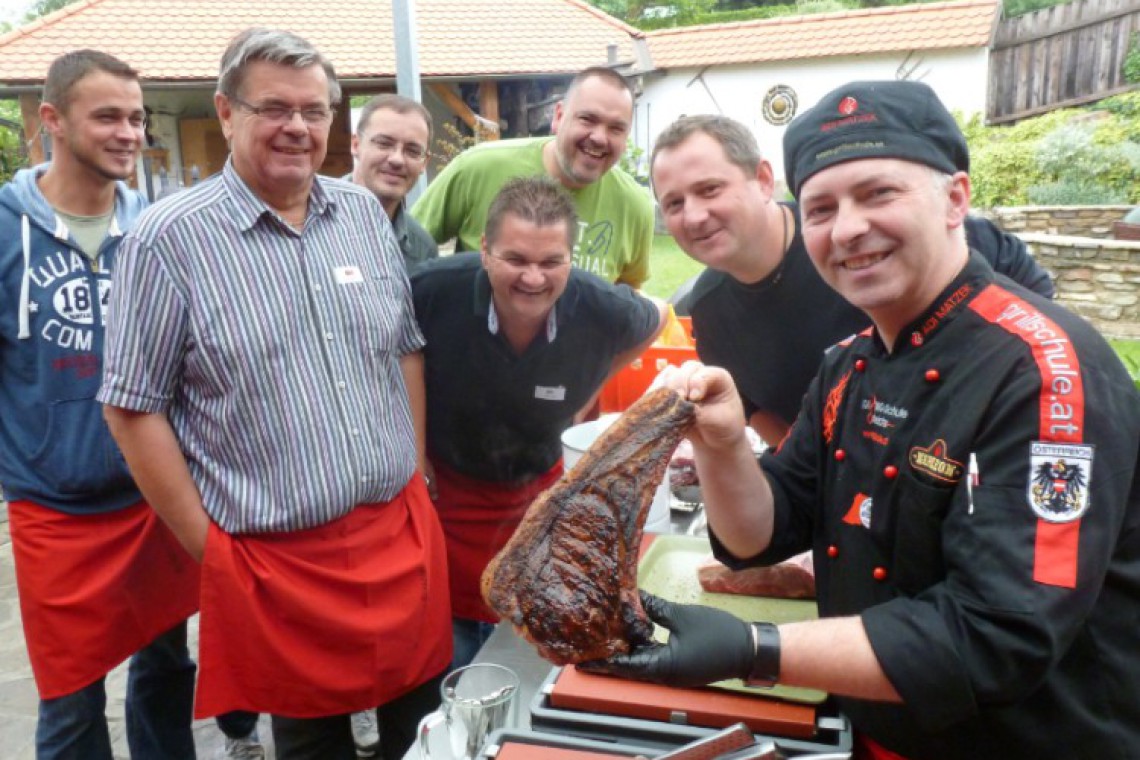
[451,617,496,671]
[272,671,444,760]
[216,709,260,739]
[37,621,196,760]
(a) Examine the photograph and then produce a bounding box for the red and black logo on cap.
[838,96,858,116]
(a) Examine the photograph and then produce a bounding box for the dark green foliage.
[1001,0,1068,17]
[958,99,1140,208]
[1123,33,1140,84]
[0,102,26,185]
[591,0,1073,28]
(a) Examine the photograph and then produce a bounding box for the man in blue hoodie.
[0,50,201,759]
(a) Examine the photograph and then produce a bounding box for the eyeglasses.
[368,136,428,163]
[488,252,572,272]
[231,97,334,125]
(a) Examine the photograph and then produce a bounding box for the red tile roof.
[645,0,999,69]
[0,0,643,85]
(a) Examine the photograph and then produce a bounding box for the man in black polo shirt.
[411,177,665,668]
[657,114,1054,447]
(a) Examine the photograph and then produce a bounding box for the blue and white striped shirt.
[99,161,425,533]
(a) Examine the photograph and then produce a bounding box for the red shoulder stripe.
[969,285,1083,589]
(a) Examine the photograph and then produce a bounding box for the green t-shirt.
[411,137,654,288]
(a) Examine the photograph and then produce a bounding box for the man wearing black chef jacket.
[583,81,1140,760]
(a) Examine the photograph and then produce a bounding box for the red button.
[873,566,888,581]
[883,465,898,479]
[835,449,846,461]
[854,359,866,372]
[925,369,940,382]
[910,332,924,347]
[827,545,839,558]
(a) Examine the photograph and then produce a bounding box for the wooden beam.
[19,93,43,165]
[479,80,499,141]
[428,82,477,130]
[987,82,1140,125]
[428,81,500,141]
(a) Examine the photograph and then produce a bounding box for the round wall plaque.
[762,85,798,125]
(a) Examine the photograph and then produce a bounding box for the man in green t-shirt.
[412,67,654,288]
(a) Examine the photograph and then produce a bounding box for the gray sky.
[0,0,33,26]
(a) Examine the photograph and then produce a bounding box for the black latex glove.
[578,590,754,687]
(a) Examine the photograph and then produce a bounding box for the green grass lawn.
[1111,339,1140,391]
[643,233,705,301]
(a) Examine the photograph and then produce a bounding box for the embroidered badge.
[1027,441,1094,523]
[842,492,872,528]
[822,370,852,445]
[909,439,964,483]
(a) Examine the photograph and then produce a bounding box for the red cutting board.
[549,665,818,739]
[496,744,630,760]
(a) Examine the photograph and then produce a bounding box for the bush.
[969,139,1042,207]
[1027,180,1128,205]
[431,121,474,169]
[1032,121,1140,203]
[961,101,1140,208]
[1124,33,1140,84]
[0,99,27,184]
[621,140,649,185]
[1092,91,1140,124]
[1002,0,1069,17]
[635,0,854,29]
[0,126,25,185]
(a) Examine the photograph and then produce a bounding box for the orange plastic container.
[598,317,697,413]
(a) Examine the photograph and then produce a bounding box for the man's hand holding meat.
[658,362,774,561]
[580,591,756,687]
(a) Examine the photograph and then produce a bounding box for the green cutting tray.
[637,534,827,705]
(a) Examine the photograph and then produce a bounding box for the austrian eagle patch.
[1027,442,1094,523]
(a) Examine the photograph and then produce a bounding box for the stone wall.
[1020,232,1140,340]
[987,205,1134,239]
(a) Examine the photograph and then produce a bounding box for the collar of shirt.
[870,249,996,358]
[222,158,333,233]
[473,266,566,344]
[389,200,411,250]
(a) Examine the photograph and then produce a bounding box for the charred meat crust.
[481,388,696,665]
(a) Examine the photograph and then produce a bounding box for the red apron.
[8,499,200,699]
[194,475,452,719]
[855,733,913,760]
[432,460,563,623]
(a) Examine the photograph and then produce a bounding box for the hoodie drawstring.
[19,214,32,340]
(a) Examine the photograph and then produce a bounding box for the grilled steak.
[481,388,696,665]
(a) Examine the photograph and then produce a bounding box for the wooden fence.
[988,0,1140,124]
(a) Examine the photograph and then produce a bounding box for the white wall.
[634,48,989,194]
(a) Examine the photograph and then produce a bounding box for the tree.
[0,102,26,183]
[27,0,79,18]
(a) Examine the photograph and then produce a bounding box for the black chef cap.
[783,80,970,198]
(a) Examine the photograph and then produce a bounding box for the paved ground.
[0,504,275,759]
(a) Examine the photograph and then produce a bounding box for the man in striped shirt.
[99,28,451,760]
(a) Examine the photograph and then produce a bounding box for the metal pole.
[392,0,427,201]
